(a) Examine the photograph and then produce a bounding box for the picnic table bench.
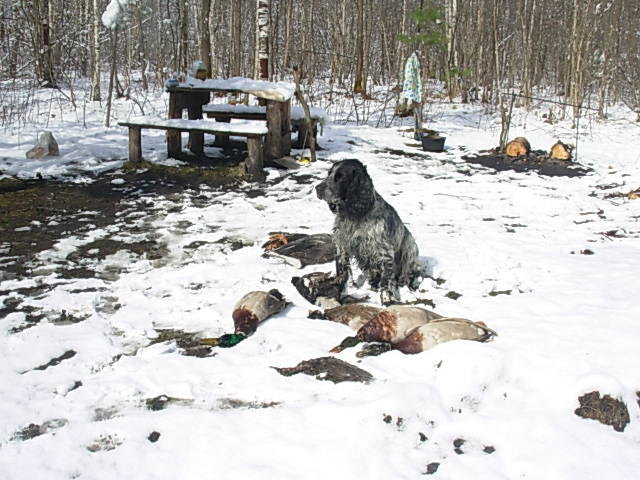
[167,77,296,159]
[203,104,327,148]
[118,117,268,177]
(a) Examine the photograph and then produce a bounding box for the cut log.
[505,137,531,157]
[550,140,572,161]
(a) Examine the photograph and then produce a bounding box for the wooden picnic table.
[166,77,295,159]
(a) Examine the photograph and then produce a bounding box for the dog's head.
[315,159,375,219]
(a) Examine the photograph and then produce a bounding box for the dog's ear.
[344,165,375,219]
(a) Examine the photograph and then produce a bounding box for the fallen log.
[505,137,531,157]
[550,140,572,160]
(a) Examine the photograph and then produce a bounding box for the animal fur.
[315,159,422,304]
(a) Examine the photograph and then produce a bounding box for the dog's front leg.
[379,250,400,305]
[334,247,352,291]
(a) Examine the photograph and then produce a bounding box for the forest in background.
[1,0,640,128]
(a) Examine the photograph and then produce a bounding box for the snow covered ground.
[1,88,640,479]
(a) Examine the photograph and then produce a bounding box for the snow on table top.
[121,116,268,135]
[175,76,296,102]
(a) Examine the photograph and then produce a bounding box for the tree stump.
[550,140,572,160]
[505,137,531,157]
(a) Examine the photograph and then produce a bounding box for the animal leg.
[335,248,352,290]
[379,251,400,305]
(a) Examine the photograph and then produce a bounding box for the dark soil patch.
[424,462,440,475]
[145,394,194,411]
[462,150,592,177]
[150,328,216,358]
[574,391,630,432]
[10,418,68,441]
[403,298,437,309]
[31,350,77,371]
[216,398,282,409]
[445,291,462,300]
[488,289,512,297]
[67,238,168,262]
[213,236,254,251]
[0,165,248,286]
[373,148,432,161]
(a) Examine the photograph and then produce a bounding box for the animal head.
[315,159,375,219]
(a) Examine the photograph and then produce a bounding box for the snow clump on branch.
[102,0,132,30]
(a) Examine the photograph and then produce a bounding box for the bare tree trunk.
[362,0,372,89]
[105,29,118,127]
[293,65,316,163]
[91,0,101,101]
[518,0,539,109]
[209,0,218,76]
[231,0,241,76]
[256,0,269,80]
[136,1,148,90]
[3,0,16,76]
[200,0,212,77]
[493,0,509,151]
[178,0,188,72]
[353,0,365,93]
[397,0,408,85]
[282,0,292,71]
[41,0,55,85]
[444,0,458,99]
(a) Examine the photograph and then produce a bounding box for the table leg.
[246,136,264,180]
[167,92,181,157]
[188,103,204,155]
[266,100,282,159]
[281,99,291,156]
[213,117,230,148]
[129,127,142,162]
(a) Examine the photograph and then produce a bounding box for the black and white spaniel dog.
[316,159,423,304]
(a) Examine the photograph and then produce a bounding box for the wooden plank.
[246,136,264,180]
[205,111,267,121]
[128,127,142,162]
[119,122,266,137]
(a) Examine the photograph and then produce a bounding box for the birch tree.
[256,0,269,80]
[92,0,102,100]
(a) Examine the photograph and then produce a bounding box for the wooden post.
[129,127,142,162]
[280,99,291,155]
[246,136,264,179]
[266,100,283,159]
[187,95,205,155]
[213,117,231,148]
[167,91,181,157]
